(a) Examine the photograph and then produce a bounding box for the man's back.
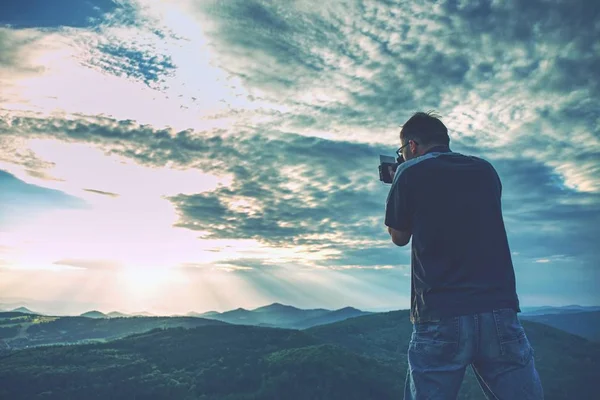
[386,111,543,399]
[387,148,520,323]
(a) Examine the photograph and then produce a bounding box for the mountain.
[185,311,204,317]
[0,310,598,399]
[250,302,332,326]
[130,311,155,317]
[521,305,600,316]
[0,312,229,349]
[80,310,106,318]
[10,307,37,315]
[520,311,600,341]
[106,311,129,318]
[294,306,372,329]
[196,302,367,328]
[198,310,221,317]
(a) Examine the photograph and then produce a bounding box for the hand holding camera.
[378,154,404,184]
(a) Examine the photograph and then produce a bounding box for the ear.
[409,140,418,155]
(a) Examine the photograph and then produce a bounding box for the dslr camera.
[378,154,404,184]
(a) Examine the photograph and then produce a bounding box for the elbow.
[392,238,410,247]
[391,235,411,247]
[387,226,411,247]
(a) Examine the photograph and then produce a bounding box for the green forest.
[0,310,598,399]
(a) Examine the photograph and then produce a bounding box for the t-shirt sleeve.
[385,171,412,231]
[484,159,502,197]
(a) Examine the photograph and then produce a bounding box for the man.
[385,111,544,399]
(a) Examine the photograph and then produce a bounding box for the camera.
[378,154,404,184]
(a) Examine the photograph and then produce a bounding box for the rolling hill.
[520,311,600,341]
[0,325,401,400]
[305,310,600,399]
[0,309,598,399]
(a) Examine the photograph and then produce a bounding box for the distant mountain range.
[187,303,371,329]
[74,302,372,329]
[79,310,154,318]
[520,305,600,316]
[0,303,370,351]
[3,303,599,344]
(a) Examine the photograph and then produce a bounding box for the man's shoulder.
[417,151,495,170]
[401,152,498,184]
[395,151,497,183]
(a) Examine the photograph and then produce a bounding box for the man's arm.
[385,167,413,247]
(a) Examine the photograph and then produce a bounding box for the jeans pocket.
[493,308,526,342]
[409,338,459,361]
[493,308,533,366]
[409,317,460,360]
[497,335,533,366]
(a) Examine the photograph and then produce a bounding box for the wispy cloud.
[53,258,122,270]
[83,188,120,197]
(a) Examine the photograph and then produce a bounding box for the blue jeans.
[404,308,544,399]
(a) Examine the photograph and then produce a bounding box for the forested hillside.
[1,310,598,399]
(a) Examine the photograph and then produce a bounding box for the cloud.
[179,0,600,189]
[494,157,600,263]
[2,112,597,277]
[83,188,120,197]
[53,258,122,270]
[0,114,396,265]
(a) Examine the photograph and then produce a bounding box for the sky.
[0,0,598,316]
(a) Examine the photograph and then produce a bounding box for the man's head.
[398,111,450,161]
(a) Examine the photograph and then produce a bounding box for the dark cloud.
[0,0,120,28]
[166,131,387,250]
[492,157,600,263]
[83,188,119,197]
[442,0,599,46]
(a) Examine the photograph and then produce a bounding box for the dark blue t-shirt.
[385,146,520,323]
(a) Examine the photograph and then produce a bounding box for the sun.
[117,267,178,300]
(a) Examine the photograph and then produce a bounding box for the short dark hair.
[400,111,450,146]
